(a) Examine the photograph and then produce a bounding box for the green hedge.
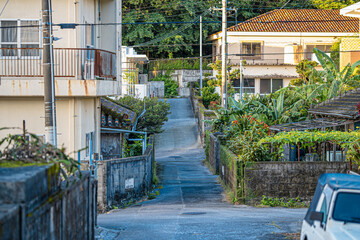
[149,58,213,71]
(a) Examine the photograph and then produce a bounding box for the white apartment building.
[0,0,122,161]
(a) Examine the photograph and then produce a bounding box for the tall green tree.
[122,0,314,58]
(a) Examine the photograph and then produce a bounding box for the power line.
[1,18,357,29]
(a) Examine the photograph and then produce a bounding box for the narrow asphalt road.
[97,98,306,240]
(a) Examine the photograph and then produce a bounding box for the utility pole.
[199,16,203,96]
[116,0,122,95]
[221,0,228,108]
[42,0,57,146]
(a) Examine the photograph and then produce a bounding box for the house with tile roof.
[340,2,360,70]
[208,9,359,95]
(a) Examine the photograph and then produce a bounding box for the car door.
[311,192,329,240]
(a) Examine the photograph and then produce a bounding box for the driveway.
[97,98,307,240]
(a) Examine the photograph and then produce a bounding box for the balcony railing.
[0,48,116,80]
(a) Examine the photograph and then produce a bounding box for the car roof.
[319,173,360,190]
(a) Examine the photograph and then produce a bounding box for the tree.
[312,0,358,9]
[290,59,318,86]
[309,48,360,100]
[123,0,314,58]
[117,96,171,133]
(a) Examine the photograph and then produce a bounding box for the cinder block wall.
[97,136,155,210]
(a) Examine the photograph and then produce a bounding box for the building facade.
[209,9,359,96]
[0,0,121,161]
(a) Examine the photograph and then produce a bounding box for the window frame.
[241,41,262,60]
[0,19,41,59]
[232,78,255,94]
[305,44,332,60]
[260,78,283,95]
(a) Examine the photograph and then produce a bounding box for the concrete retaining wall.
[149,70,212,84]
[0,165,96,240]
[97,136,155,211]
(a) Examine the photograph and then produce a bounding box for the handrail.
[0,48,116,79]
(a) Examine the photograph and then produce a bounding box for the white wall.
[0,97,100,160]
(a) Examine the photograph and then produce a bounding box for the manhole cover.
[181,212,206,215]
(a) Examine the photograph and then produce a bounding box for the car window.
[320,196,327,224]
[333,192,360,224]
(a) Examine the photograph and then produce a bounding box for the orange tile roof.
[227,9,359,33]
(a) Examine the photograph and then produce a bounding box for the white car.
[300,173,360,240]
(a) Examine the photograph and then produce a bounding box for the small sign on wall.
[125,178,134,189]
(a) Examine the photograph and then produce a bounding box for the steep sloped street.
[97,98,306,240]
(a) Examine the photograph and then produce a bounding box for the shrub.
[117,96,171,133]
[151,73,179,98]
[202,86,220,108]
[0,131,80,182]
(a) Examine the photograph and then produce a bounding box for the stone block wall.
[189,88,216,145]
[205,132,351,202]
[208,134,220,174]
[219,146,238,197]
[0,165,97,240]
[245,162,349,200]
[97,136,155,211]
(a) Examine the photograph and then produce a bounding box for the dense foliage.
[311,0,359,9]
[205,48,360,165]
[123,0,314,58]
[116,96,171,133]
[151,73,179,98]
[202,86,220,108]
[149,58,212,71]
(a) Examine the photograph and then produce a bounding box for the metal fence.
[0,48,116,80]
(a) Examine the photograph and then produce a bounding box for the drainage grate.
[181,212,206,215]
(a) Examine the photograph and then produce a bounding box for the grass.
[0,161,49,168]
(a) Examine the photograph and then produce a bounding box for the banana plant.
[310,48,360,100]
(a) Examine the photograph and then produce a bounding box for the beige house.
[0,0,122,161]
[340,2,360,69]
[209,9,359,95]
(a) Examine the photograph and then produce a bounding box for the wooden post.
[297,143,300,161]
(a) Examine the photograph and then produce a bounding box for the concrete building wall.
[99,0,116,52]
[0,97,100,160]
[97,136,155,211]
[211,33,343,95]
[0,0,116,50]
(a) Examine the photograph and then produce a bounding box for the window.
[320,197,327,224]
[260,79,283,94]
[242,42,261,59]
[333,192,360,224]
[232,78,255,94]
[306,44,331,60]
[0,20,40,57]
